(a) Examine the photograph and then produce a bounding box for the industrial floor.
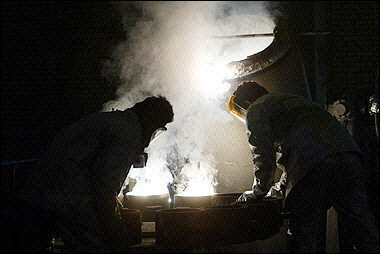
[52,222,289,253]
[52,210,340,253]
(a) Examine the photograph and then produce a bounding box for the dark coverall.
[2,109,144,252]
[244,92,379,252]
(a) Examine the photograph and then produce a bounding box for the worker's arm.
[246,107,277,198]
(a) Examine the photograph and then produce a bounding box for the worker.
[1,96,174,253]
[232,81,379,252]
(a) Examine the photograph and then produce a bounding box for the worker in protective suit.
[232,81,379,252]
[1,96,174,253]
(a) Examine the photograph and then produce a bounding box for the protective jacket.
[245,93,361,198]
[17,109,143,251]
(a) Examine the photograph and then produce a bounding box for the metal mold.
[120,208,142,245]
[124,193,169,221]
[262,198,284,226]
[154,199,283,247]
[203,205,251,244]
[173,194,213,208]
[233,198,283,240]
[155,208,208,247]
[210,193,242,206]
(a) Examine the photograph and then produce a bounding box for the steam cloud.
[102,1,275,196]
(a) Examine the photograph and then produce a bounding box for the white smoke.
[103,1,275,196]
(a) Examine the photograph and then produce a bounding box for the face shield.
[133,127,168,168]
[228,95,247,123]
[150,126,167,144]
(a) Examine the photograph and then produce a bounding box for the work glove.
[237,180,272,201]
[265,182,285,199]
[237,190,262,202]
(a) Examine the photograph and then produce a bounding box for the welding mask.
[228,95,247,123]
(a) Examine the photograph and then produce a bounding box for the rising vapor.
[101,1,275,196]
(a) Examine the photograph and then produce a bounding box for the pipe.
[210,31,329,40]
[211,33,274,39]
[1,158,40,166]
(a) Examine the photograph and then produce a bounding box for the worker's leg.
[54,218,113,253]
[284,168,330,253]
[326,152,379,253]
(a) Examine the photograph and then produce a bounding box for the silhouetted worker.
[1,96,174,253]
[232,81,379,252]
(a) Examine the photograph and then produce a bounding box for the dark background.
[2,2,125,162]
[1,0,378,225]
[1,1,378,161]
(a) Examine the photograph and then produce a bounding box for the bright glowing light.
[126,187,169,196]
[194,59,233,98]
[182,178,215,196]
[176,182,216,197]
[175,156,218,197]
[178,174,216,197]
[121,153,173,196]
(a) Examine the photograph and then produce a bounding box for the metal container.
[144,205,164,222]
[233,198,282,240]
[210,193,242,206]
[262,197,284,226]
[155,208,208,247]
[173,194,213,208]
[124,193,170,222]
[203,205,251,245]
[119,208,142,245]
[155,201,281,247]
